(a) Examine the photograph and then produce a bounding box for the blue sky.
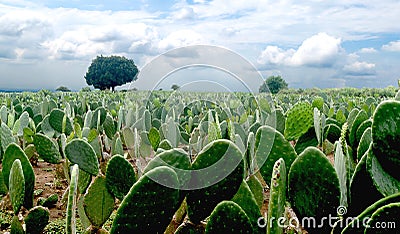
[0,0,399,91]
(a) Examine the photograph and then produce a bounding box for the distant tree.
[259,75,288,94]
[171,84,180,90]
[56,86,71,92]
[84,55,139,91]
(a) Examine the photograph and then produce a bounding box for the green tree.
[259,75,288,94]
[171,84,180,90]
[56,86,71,92]
[84,55,139,91]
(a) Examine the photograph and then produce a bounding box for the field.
[0,87,399,233]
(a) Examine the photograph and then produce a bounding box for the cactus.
[41,115,56,138]
[148,127,160,151]
[342,193,400,234]
[84,176,114,229]
[33,133,62,164]
[158,138,173,150]
[266,158,287,234]
[9,159,25,215]
[1,122,16,153]
[25,206,50,234]
[103,114,116,139]
[324,123,342,143]
[349,110,368,148]
[288,147,340,233]
[348,150,383,217]
[110,166,180,234]
[334,141,349,207]
[90,107,107,129]
[355,119,371,146]
[357,127,372,161]
[41,194,58,207]
[49,109,73,135]
[284,101,313,140]
[186,139,244,224]
[65,139,99,176]
[205,200,253,234]
[105,155,136,201]
[246,174,264,210]
[121,127,135,158]
[371,100,400,182]
[294,127,318,154]
[366,146,400,196]
[111,134,124,156]
[66,164,79,234]
[3,143,35,209]
[266,109,286,134]
[364,202,400,234]
[255,126,296,186]
[78,168,92,194]
[232,180,265,233]
[11,215,24,234]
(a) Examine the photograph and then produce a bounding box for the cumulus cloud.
[258,33,342,67]
[358,47,377,53]
[343,61,376,76]
[382,40,400,51]
[171,7,197,20]
[158,30,205,51]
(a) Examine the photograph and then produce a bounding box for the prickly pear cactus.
[9,159,25,215]
[186,139,244,224]
[357,127,372,161]
[343,193,400,234]
[364,202,400,234]
[349,110,368,148]
[148,127,161,151]
[267,158,286,234]
[205,200,253,234]
[158,138,173,150]
[33,133,62,164]
[25,206,50,234]
[334,141,349,207]
[2,143,35,209]
[371,100,400,182]
[49,108,73,135]
[105,155,136,201]
[232,180,265,234]
[1,122,16,153]
[66,164,79,234]
[255,126,296,186]
[65,139,99,176]
[110,166,180,234]
[288,147,340,233]
[84,176,114,228]
[284,101,313,141]
[11,215,24,234]
[246,174,264,210]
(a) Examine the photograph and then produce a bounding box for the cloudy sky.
[0,0,399,91]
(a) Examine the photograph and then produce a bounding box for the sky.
[0,0,400,91]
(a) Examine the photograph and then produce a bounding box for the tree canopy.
[84,55,139,91]
[171,84,180,90]
[259,75,288,94]
[56,86,71,92]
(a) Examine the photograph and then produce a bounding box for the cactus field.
[0,87,399,233]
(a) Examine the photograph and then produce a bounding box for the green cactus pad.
[65,139,99,176]
[205,200,253,234]
[324,123,342,143]
[103,114,116,139]
[1,122,16,153]
[366,147,400,196]
[148,127,161,151]
[348,151,383,217]
[111,135,124,156]
[267,158,286,234]
[90,107,107,129]
[334,141,349,207]
[2,143,35,209]
[42,194,58,208]
[355,119,371,145]
[364,202,400,234]
[105,155,136,201]
[186,139,244,224]
[9,159,25,214]
[11,215,24,234]
[284,101,313,140]
[84,176,115,228]
[232,180,264,233]
[288,147,340,233]
[110,166,180,234]
[342,193,400,234]
[25,206,50,234]
[78,168,92,194]
[357,127,372,161]
[349,110,368,147]
[267,109,286,134]
[246,174,264,210]
[33,133,62,164]
[158,138,173,150]
[66,164,79,234]
[255,125,297,186]
[0,170,8,195]
[371,100,400,181]
[41,114,55,138]
[294,126,318,155]
[49,109,73,135]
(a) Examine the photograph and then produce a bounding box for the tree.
[84,55,139,91]
[171,84,180,90]
[56,86,71,92]
[259,75,288,94]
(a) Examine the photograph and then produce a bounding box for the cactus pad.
[105,155,136,201]
[33,133,62,164]
[284,101,313,140]
[9,159,25,214]
[25,206,50,234]
[267,158,286,234]
[65,139,99,176]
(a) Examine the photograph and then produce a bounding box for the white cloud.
[382,40,400,52]
[158,30,206,51]
[343,61,376,76]
[171,7,197,20]
[358,47,377,53]
[258,33,342,67]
